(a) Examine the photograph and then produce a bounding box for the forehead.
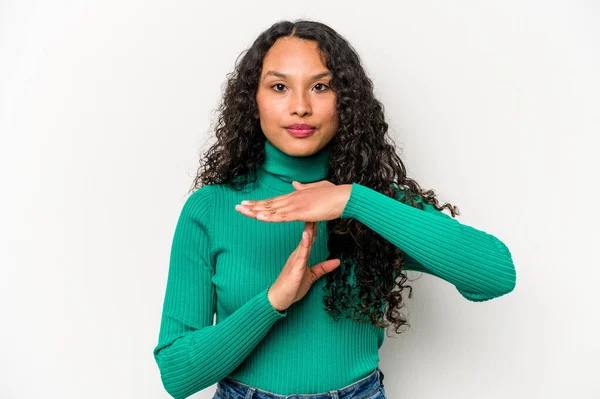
[262,37,327,74]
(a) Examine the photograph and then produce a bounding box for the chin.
[287,141,321,155]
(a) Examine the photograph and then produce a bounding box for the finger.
[247,201,287,213]
[235,204,258,219]
[253,204,299,222]
[310,259,341,280]
[241,193,293,209]
[302,231,309,249]
[298,224,314,261]
[294,231,309,263]
[236,203,287,222]
[305,222,317,258]
[248,199,291,215]
[303,222,313,249]
[295,223,311,253]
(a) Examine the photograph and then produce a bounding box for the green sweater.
[152,140,516,398]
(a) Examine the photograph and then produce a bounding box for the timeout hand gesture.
[234,180,352,312]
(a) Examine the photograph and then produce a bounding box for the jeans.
[213,367,386,399]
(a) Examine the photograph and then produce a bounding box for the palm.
[273,221,341,310]
[294,267,318,302]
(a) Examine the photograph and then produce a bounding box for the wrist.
[267,286,287,313]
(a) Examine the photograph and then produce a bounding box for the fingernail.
[241,200,252,205]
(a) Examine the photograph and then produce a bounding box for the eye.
[314,83,329,91]
[269,83,330,93]
[271,83,286,92]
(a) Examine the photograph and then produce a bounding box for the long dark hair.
[190,19,460,335]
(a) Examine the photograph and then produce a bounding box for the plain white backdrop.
[1,1,598,398]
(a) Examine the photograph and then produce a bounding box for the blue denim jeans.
[213,367,386,399]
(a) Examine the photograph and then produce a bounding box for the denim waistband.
[216,367,385,399]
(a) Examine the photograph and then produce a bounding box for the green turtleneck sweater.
[152,140,516,399]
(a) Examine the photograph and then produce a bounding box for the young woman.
[152,19,516,399]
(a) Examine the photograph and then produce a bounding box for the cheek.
[257,97,286,122]
[316,93,336,113]
[317,99,339,125]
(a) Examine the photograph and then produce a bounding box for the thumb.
[310,259,342,280]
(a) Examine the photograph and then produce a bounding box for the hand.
[235,180,352,223]
[267,221,341,312]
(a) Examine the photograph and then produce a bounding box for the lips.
[286,123,315,130]
[285,123,316,138]
[286,127,315,138]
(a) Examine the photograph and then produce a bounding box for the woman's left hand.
[235,180,353,222]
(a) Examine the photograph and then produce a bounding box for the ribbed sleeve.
[152,186,287,399]
[340,183,516,302]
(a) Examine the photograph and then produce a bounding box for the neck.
[256,139,331,193]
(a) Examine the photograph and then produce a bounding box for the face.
[255,37,339,156]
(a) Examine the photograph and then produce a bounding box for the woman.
[152,19,516,399]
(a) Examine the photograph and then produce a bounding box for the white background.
[1,1,598,398]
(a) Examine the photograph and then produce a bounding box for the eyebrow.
[262,70,332,82]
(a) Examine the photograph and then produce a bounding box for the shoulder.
[180,182,247,218]
[186,184,214,204]
[179,185,215,221]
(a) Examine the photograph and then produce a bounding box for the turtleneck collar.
[256,139,331,193]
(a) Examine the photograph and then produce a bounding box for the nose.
[289,89,312,116]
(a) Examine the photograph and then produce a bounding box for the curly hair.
[189,19,460,336]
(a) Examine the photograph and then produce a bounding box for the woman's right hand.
[267,221,341,312]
